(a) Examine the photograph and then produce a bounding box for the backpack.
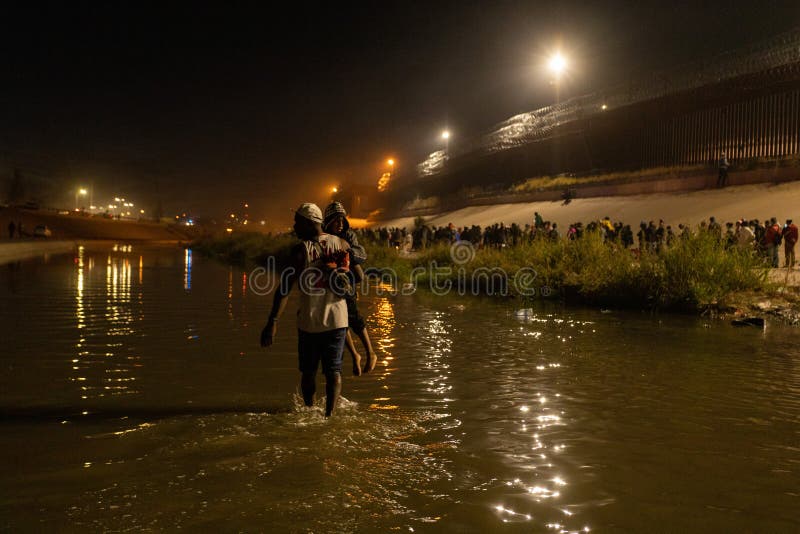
[774,227,782,246]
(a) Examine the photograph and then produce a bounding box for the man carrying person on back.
[260,203,351,417]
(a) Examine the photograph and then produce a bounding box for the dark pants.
[717,168,728,187]
[297,328,347,377]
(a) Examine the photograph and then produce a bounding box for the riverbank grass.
[193,230,769,312]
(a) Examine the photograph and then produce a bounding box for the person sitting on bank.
[260,202,352,417]
[323,202,377,375]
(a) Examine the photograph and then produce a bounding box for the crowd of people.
[359,211,800,268]
[261,202,798,418]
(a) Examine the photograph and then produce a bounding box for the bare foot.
[351,352,363,376]
[362,352,378,374]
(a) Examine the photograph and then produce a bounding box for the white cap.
[295,202,323,224]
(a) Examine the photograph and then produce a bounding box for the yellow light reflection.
[367,296,396,410]
[74,245,141,401]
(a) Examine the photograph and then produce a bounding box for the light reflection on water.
[72,244,141,401]
[1,244,800,532]
[183,248,192,291]
[370,293,397,410]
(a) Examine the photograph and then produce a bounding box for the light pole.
[547,52,567,104]
[546,51,568,176]
[75,188,87,210]
[441,130,451,155]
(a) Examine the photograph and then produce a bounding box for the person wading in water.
[260,203,352,417]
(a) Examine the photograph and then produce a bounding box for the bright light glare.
[78,188,88,195]
[387,158,395,166]
[332,187,338,193]
[548,53,567,75]
[441,130,450,140]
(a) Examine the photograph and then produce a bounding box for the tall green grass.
[193,230,768,311]
[367,231,767,310]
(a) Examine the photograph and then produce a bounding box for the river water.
[1,243,799,532]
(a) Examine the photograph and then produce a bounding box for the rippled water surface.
[1,244,799,532]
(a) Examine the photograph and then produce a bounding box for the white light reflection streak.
[184,248,192,291]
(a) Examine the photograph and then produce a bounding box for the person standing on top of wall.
[717,152,729,187]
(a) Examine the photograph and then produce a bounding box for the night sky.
[1,1,798,225]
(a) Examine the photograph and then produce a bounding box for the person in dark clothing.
[655,220,666,252]
[637,222,647,252]
[7,221,15,239]
[621,224,634,248]
[323,202,377,375]
[717,152,729,187]
[707,217,722,240]
[783,219,798,268]
[645,221,658,253]
[763,217,781,268]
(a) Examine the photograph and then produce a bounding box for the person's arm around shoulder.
[261,244,304,347]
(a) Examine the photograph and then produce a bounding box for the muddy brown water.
[1,243,798,532]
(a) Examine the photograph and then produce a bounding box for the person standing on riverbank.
[736,220,755,249]
[7,221,15,239]
[323,201,377,375]
[260,203,351,417]
[783,219,798,268]
[763,217,781,268]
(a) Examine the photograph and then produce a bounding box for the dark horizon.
[1,1,798,224]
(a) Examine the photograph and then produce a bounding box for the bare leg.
[357,327,378,373]
[300,372,316,407]
[324,371,341,417]
[344,331,362,376]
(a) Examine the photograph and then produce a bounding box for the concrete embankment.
[0,240,77,265]
[0,207,195,242]
[377,181,800,235]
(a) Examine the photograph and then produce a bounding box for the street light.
[441,130,451,155]
[332,186,338,194]
[547,52,568,104]
[75,188,87,210]
[387,158,395,167]
[547,52,567,77]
